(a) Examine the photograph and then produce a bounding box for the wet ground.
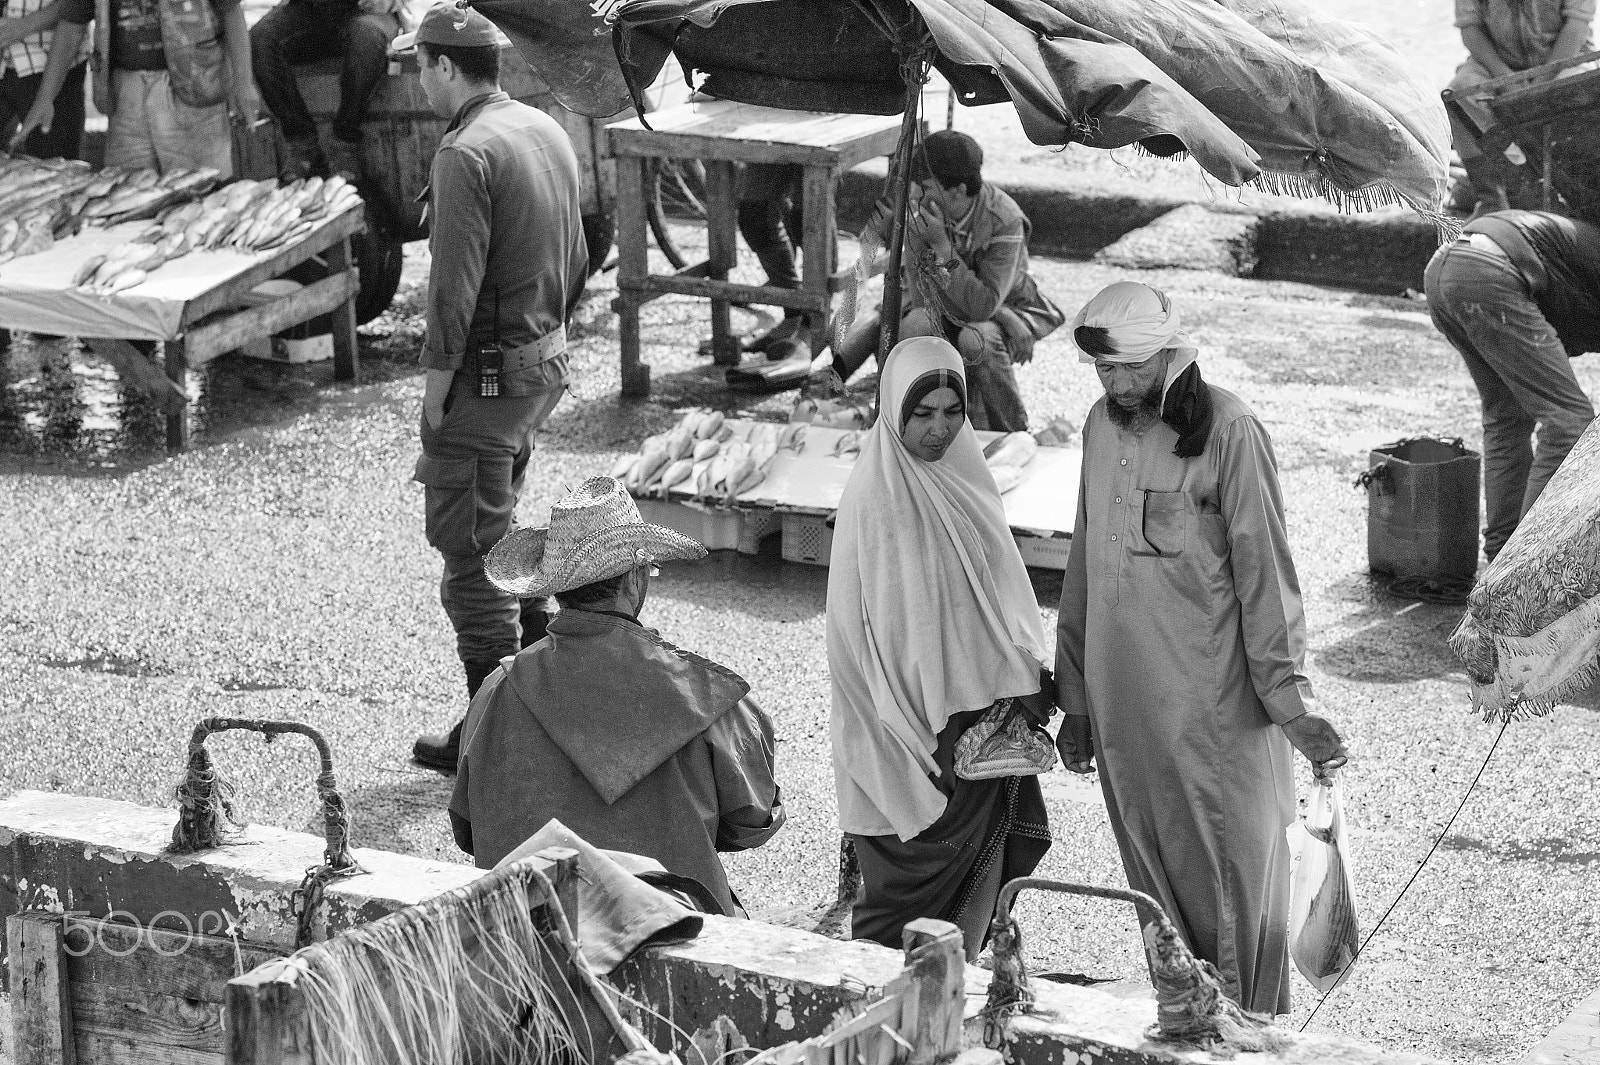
[4,225,1600,1065]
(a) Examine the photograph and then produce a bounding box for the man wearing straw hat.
[448,477,786,916]
[1055,281,1348,1014]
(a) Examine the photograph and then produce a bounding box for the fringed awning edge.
[1248,169,1458,240]
[1463,591,1600,724]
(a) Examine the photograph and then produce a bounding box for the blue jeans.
[1425,235,1595,560]
[251,2,398,145]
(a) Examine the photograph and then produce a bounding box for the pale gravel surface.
[3,234,1600,1064]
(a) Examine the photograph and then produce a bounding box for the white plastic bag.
[1286,777,1360,992]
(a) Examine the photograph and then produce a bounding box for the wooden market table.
[0,204,364,451]
[606,100,904,396]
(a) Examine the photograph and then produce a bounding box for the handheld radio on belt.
[477,287,502,398]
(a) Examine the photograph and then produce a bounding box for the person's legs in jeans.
[738,162,806,349]
[145,71,233,177]
[957,320,1028,432]
[104,70,161,172]
[251,0,330,174]
[326,12,398,178]
[1427,243,1594,559]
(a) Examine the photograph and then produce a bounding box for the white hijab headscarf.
[827,337,1050,841]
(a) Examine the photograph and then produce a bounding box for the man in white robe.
[1054,281,1348,1014]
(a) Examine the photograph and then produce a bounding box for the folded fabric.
[494,819,706,973]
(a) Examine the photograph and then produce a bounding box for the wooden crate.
[8,912,287,1065]
[1470,49,1600,220]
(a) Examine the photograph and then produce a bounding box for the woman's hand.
[1014,688,1053,727]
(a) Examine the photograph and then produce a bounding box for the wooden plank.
[704,160,740,366]
[75,1030,217,1065]
[8,913,76,1065]
[71,981,223,1054]
[83,338,186,414]
[164,338,188,452]
[800,164,836,333]
[179,207,366,328]
[630,274,831,313]
[64,919,285,1006]
[609,100,903,151]
[610,131,843,168]
[325,238,359,381]
[616,153,650,397]
[182,271,359,368]
[890,919,963,1065]
[226,959,312,1065]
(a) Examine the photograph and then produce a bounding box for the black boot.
[411,720,462,772]
[411,658,503,772]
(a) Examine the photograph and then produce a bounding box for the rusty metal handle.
[982,876,1246,1047]
[167,716,359,873]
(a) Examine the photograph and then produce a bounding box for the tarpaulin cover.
[1043,0,1451,214]
[481,0,1262,187]
[467,0,637,119]
[482,0,1448,214]
[1449,417,1600,721]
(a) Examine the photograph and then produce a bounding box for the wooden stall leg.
[7,913,76,1065]
[327,235,361,382]
[616,155,651,397]
[801,164,838,344]
[164,339,189,452]
[704,160,742,367]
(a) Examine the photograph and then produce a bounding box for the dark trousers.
[250,2,397,144]
[737,162,803,295]
[1425,236,1595,561]
[416,356,567,667]
[0,63,87,159]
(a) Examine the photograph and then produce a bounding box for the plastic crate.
[1012,532,1072,570]
[781,512,835,566]
[738,508,781,554]
[634,497,746,551]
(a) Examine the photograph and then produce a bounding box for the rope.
[1298,720,1509,1032]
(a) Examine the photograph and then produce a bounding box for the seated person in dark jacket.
[250,0,402,181]
[450,476,786,916]
[1424,209,1600,562]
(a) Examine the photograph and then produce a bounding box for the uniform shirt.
[2,0,92,77]
[1469,210,1600,356]
[1454,0,1595,70]
[58,0,240,70]
[423,90,588,371]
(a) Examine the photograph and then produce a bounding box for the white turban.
[1071,281,1191,364]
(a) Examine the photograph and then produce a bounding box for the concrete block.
[1093,204,1259,276]
[0,789,482,989]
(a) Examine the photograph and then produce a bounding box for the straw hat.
[485,477,706,598]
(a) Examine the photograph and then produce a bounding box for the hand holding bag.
[954,697,1057,780]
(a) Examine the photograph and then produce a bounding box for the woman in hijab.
[828,335,1054,959]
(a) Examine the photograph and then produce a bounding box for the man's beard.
[1105,377,1165,429]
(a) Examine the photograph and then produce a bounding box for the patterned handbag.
[954,698,1057,780]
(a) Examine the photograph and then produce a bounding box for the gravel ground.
[3,232,1600,1062]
